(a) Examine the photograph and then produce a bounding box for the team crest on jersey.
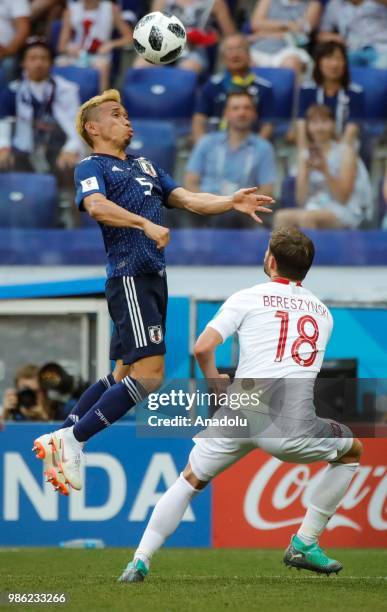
[137,158,157,178]
[148,325,163,344]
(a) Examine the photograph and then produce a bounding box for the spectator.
[297,42,364,147]
[274,105,372,229]
[185,91,276,228]
[57,0,133,92]
[192,33,274,143]
[318,0,387,68]
[0,37,83,224]
[30,0,66,36]
[0,0,31,80]
[249,0,322,75]
[134,0,236,74]
[1,364,52,421]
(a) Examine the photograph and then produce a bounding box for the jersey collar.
[271,277,302,287]
[92,153,128,161]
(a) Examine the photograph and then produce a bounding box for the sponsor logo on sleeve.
[81,176,99,192]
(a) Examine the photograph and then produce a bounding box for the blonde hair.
[76,89,122,147]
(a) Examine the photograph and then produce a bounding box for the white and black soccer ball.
[133,12,187,65]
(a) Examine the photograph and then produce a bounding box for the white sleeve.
[9,0,31,18]
[206,291,249,341]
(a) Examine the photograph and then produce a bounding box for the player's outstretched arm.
[84,193,170,249]
[168,187,274,223]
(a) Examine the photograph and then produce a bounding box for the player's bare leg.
[284,438,363,575]
[118,462,207,583]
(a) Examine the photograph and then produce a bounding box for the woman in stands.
[249,0,322,76]
[57,0,133,92]
[134,0,236,73]
[297,42,365,147]
[274,104,372,229]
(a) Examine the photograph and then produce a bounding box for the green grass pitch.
[1,548,386,612]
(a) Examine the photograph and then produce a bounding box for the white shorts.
[189,418,353,482]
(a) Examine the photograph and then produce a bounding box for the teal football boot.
[283,535,343,575]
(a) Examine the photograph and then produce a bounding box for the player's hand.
[0,147,14,170]
[232,188,274,223]
[143,220,170,249]
[209,374,230,396]
[56,150,79,170]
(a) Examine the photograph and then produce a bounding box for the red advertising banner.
[213,438,387,548]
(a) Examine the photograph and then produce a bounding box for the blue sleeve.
[257,84,274,121]
[297,88,316,118]
[255,142,277,185]
[194,81,215,116]
[0,86,16,119]
[155,165,180,207]
[74,158,106,211]
[348,90,364,120]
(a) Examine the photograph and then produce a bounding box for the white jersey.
[208,278,333,380]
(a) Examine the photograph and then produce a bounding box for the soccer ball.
[133,12,187,65]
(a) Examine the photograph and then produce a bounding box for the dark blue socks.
[72,376,146,442]
[62,374,115,428]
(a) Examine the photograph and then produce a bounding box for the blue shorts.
[106,271,168,365]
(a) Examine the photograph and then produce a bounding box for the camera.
[16,387,38,410]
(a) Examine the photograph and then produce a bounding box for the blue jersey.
[75,153,178,278]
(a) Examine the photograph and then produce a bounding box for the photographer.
[1,362,87,422]
[2,364,52,421]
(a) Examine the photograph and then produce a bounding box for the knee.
[274,208,300,229]
[183,463,208,490]
[340,438,363,463]
[130,362,165,392]
[113,361,131,382]
[281,56,304,74]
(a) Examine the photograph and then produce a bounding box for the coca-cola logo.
[243,458,387,532]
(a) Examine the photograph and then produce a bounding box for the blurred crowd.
[0,0,386,229]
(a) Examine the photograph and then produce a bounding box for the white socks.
[297,462,358,546]
[134,473,200,568]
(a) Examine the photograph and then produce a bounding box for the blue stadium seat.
[0,173,58,228]
[127,120,177,175]
[122,68,198,120]
[252,67,296,121]
[350,68,387,121]
[280,176,296,208]
[52,65,99,103]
